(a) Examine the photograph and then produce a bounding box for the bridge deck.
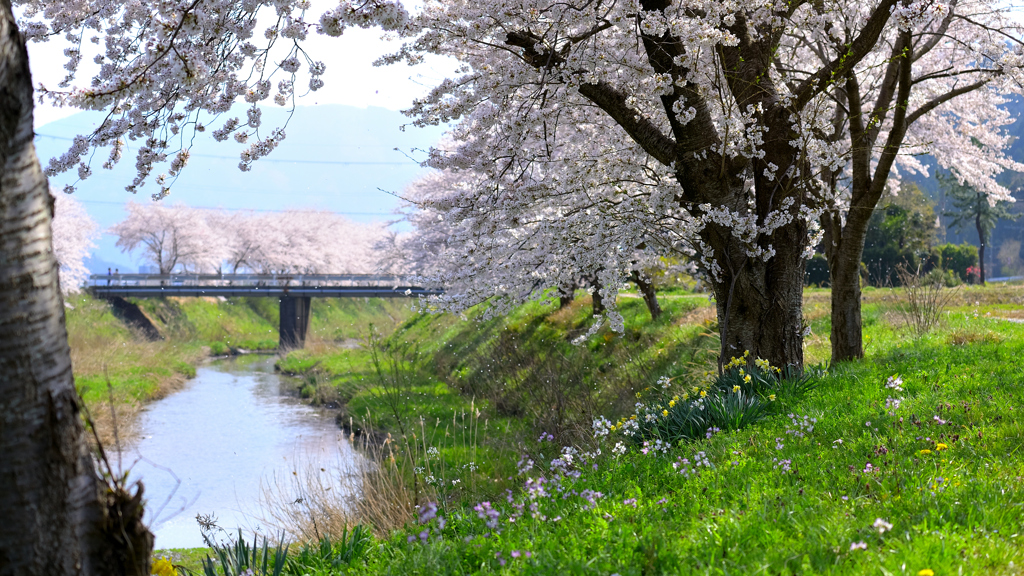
[86,274,441,298]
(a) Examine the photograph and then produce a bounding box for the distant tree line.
[109,202,388,276]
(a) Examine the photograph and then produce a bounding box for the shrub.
[931,243,978,282]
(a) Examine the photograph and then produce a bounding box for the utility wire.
[34,132,422,166]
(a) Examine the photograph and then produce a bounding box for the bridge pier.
[279,296,311,350]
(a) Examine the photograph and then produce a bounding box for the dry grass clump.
[676,304,717,328]
[259,433,418,543]
[947,329,1003,346]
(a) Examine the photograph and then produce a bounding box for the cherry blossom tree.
[50,187,99,294]
[794,0,1024,360]
[382,0,1024,366]
[110,201,226,273]
[393,167,672,321]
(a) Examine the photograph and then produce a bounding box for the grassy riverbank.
[260,284,1024,575]
[64,293,414,444]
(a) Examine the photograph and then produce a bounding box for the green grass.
[273,286,1024,574]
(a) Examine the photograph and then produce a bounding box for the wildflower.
[872,518,893,533]
[919,449,932,455]
[152,558,175,576]
[768,394,776,401]
[935,442,948,451]
[744,374,751,384]
[733,385,741,393]
[473,501,500,529]
[612,442,627,455]
[668,400,676,408]
[700,390,707,398]
[918,570,934,576]
[623,498,638,507]
[418,502,438,524]
[850,541,867,551]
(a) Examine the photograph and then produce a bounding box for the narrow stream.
[117,356,358,549]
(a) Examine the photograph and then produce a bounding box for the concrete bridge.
[87,273,441,350]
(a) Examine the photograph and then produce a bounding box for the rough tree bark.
[0,1,153,573]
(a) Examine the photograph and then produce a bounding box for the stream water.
[116,356,358,549]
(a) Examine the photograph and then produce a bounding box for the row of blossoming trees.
[108,202,387,276]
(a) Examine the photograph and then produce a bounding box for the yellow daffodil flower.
[153,558,175,576]
[732,385,741,393]
[700,390,707,398]
[662,410,669,417]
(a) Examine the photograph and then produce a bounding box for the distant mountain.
[35,104,447,272]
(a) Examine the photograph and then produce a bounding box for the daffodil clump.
[601,352,808,445]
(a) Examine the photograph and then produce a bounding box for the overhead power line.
[34,132,422,166]
[76,198,395,216]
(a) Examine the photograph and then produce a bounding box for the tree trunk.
[558,283,574,309]
[825,227,865,363]
[588,275,604,315]
[707,220,808,371]
[976,212,986,285]
[630,271,661,321]
[0,2,152,573]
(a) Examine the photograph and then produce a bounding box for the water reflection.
[118,356,357,549]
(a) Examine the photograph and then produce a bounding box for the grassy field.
[242,283,1024,575]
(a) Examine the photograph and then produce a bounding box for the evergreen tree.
[939,172,1018,284]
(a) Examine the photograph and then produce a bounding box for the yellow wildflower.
[672,395,679,402]
[662,410,669,417]
[153,558,175,576]
[744,374,751,384]
[732,385,741,393]
[919,449,932,455]
[630,415,637,420]
[669,400,676,408]
[935,443,948,451]
[692,386,699,394]
[700,390,707,398]
[738,368,745,376]
[743,350,750,357]
[917,570,934,576]
[681,392,689,400]
[768,394,776,401]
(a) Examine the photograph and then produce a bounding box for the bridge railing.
[87,273,421,288]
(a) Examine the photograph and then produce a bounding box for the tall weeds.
[890,264,960,336]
